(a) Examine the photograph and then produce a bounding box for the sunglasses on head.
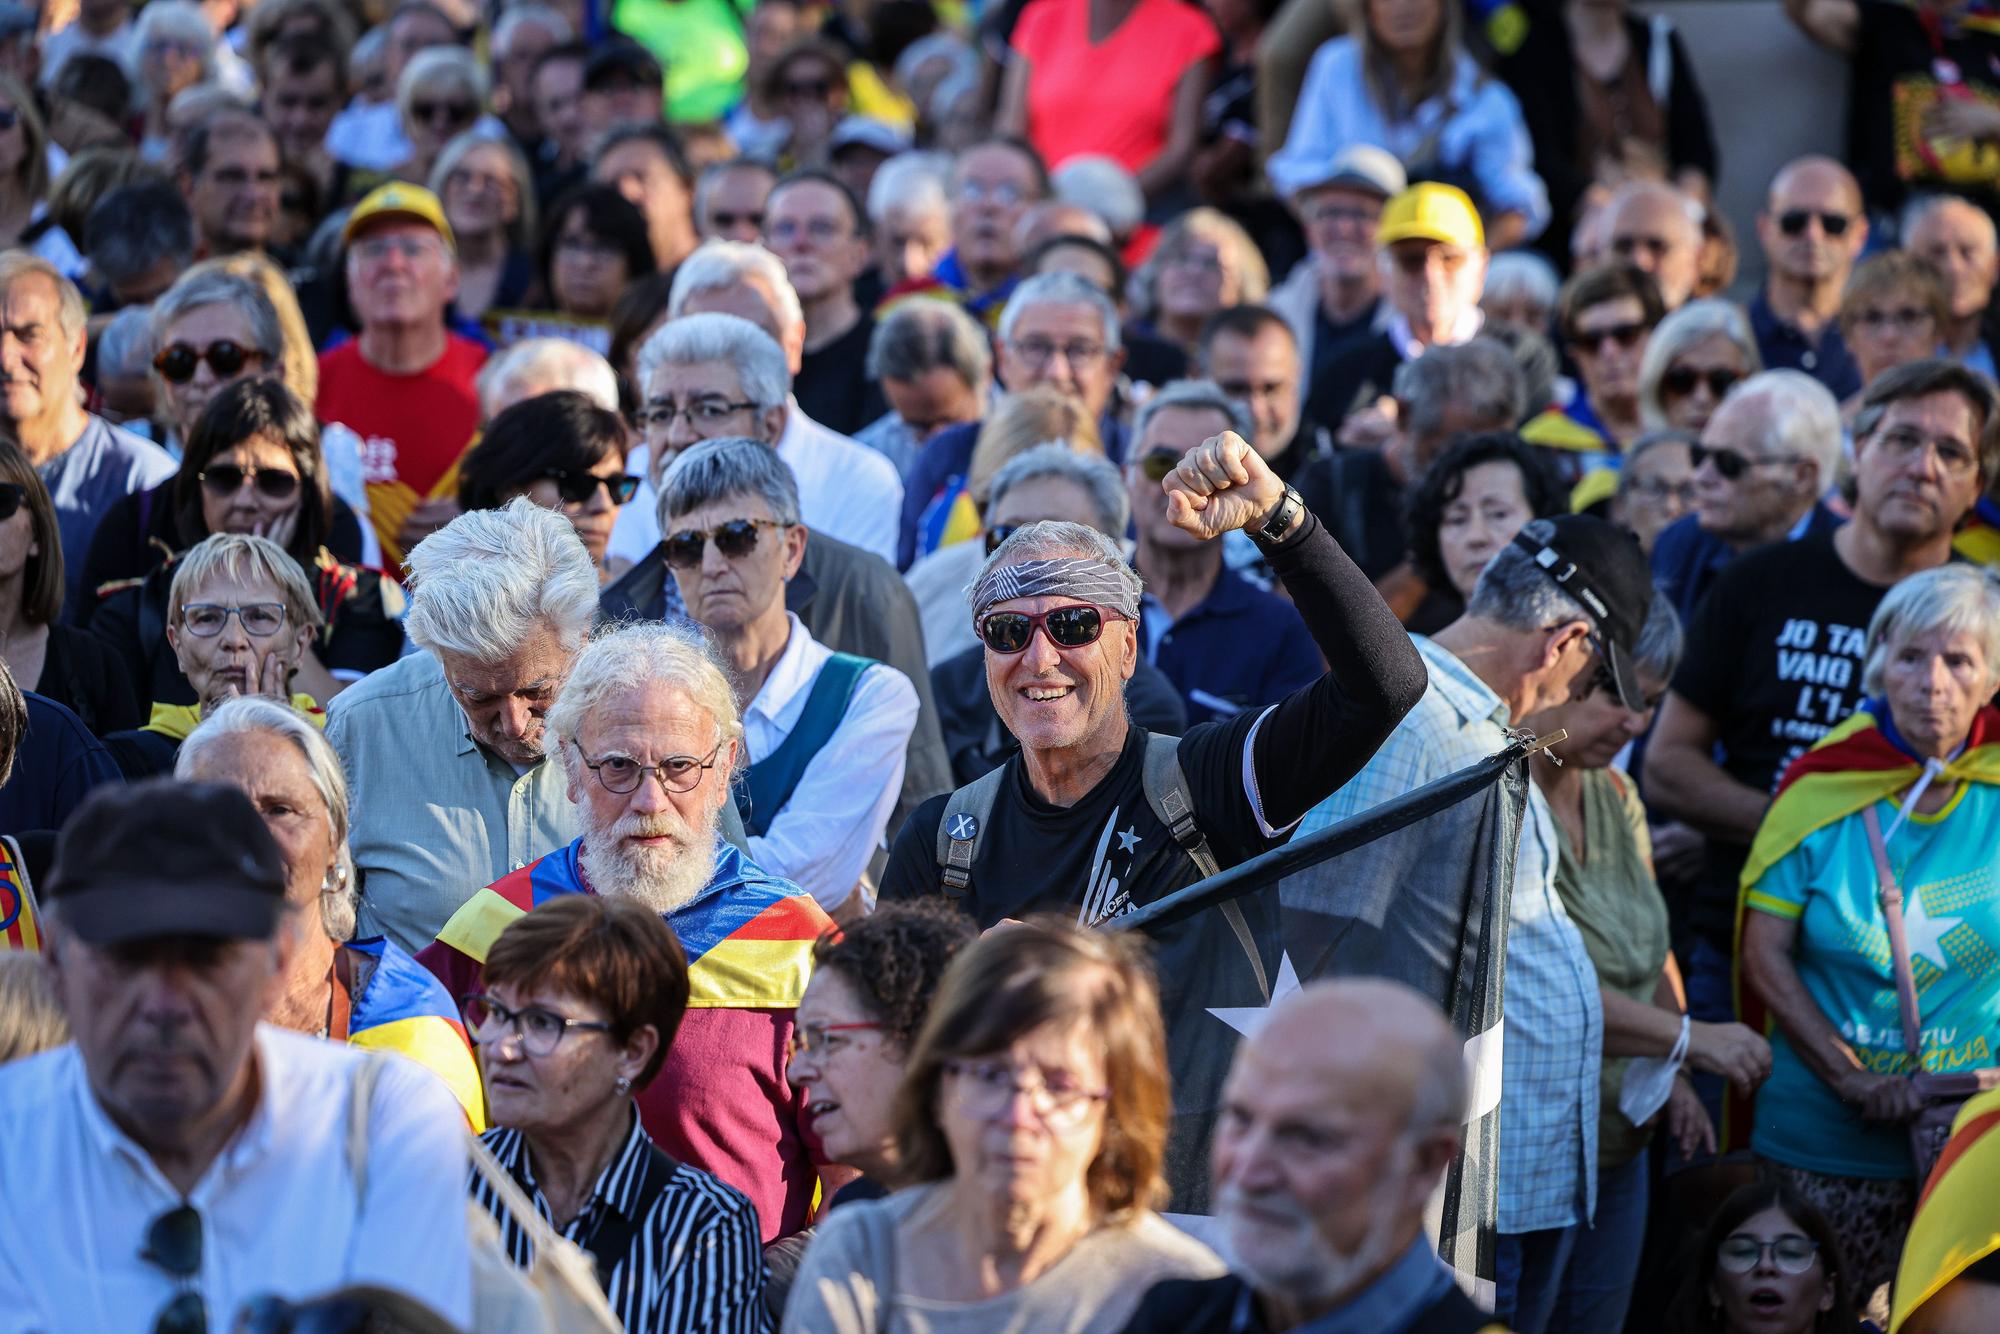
[1777,209,1851,238]
[0,481,23,522]
[1660,366,1741,400]
[199,463,299,500]
[143,1203,205,1334]
[977,603,1126,654]
[1572,321,1649,354]
[543,469,640,506]
[663,517,786,569]
[154,340,263,385]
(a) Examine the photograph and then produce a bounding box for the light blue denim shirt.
[1301,635,1601,1233]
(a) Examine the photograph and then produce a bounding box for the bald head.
[1760,155,1867,287]
[1606,183,1704,309]
[1213,979,1466,1310]
[1014,201,1114,256]
[1906,194,2000,322]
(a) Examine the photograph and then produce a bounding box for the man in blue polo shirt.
[1128,380,1321,727]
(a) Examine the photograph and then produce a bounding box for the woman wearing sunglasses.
[0,441,141,734]
[77,268,372,610]
[1639,299,1764,435]
[88,380,405,718]
[457,390,639,580]
[1526,263,1663,479]
[392,46,489,188]
[1666,1181,1857,1334]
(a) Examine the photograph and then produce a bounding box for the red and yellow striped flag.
[0,834,43,953]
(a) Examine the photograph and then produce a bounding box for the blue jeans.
[1495,1224,1580,1334]
[1547,1153,1649,1334]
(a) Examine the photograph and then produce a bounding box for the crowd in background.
[0,0,1999,1329]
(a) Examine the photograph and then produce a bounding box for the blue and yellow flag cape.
[340,936,486,1131]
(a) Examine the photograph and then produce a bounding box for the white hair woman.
[430,131,537,322]
[1638,299,1763,434]
[396,45,489,185]
[177,695,485,1126]
[1740,564,2000,1311]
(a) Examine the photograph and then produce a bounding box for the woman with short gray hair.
[176,696,487,1127]
[1638,299,1762,433]
[1740,563,2000,1307]
[395,45,489,185]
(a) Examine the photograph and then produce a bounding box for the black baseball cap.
[1509,515,1653,712]
[583,41,665,92]
[44,780,289,945]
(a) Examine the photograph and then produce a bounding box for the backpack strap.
[1140,733,1270,1003]
[734,652,874,837]
[934,765,1007,898]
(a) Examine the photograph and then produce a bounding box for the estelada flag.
[0,833,42,953]
[1726,701,2000,1150]
[1892,1084,2000,1331]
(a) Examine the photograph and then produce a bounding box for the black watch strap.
[1251,486,1306,546]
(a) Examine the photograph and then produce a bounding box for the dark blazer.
[1120,1273,1508,1334]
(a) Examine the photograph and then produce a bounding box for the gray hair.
[97,306,157,381]
[1465,540,1594,632]
[1634,589,1683,683]
[658,436,802,528]
[1052,155,1143,236]
[1132,378,1252,448]
[403,496,600,661]
[988,443,1128,536]
[176,695,358,941]
[998,270,1121,351]
[1483,251,1560,314]
[168,532,326,635]
[866,297,991,388]
[891,33,975,93]
[1713,369,1844,491]
[1861,564,2000,697]
[867,150,953,224]
[429,130,537,248]
[544,620,744,781]
[476,336,619,417]
[492,4,572,53]
[0,252,85,339]
[1393,338,1527,442]
[149,269,285,369]
[397,45,488,121]
[968,519,1143,612]
[1901,192,1998,252]
[667,239,805,334]
[636,312,791,409]
[1619,429,1697,490]
[1637,299,1763,430]
[133,2,217,88]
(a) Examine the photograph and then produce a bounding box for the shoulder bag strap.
[345,1053,387,1219]
[934,765,1008,897]
[576,1138,674,1294]
[1862,805,1928,1070]
[1141,733,1270,1003]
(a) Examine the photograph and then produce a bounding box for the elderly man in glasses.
[419,619,846,1247]
[0,781,471,1332]
[880,427,1427,1189]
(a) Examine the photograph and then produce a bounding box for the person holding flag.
[1739,564,2000,1316]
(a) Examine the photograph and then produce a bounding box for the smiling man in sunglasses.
[1751,156,1868,401]
[0,780,471,1332]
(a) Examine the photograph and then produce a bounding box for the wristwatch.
[1250,485,1306,546]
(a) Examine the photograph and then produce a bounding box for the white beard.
[1215,1163,1409,1308]
[578,807,719,917]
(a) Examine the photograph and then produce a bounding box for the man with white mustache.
[417,621,846,1246]
[1120,979,1492,1334]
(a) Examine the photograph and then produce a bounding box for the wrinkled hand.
[211,647,294,709]
[1663,1076,1716,1159]
[1336,396,1399,451]
[1688,1020,1773,1094]
[1925,96,2000,145]
[1163,432,1287,541]
[397,497,461,556]
[1839,1069,1927,1124]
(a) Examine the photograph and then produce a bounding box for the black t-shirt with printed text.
[1671,529,1893,944]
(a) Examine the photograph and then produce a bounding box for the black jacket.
[1120,1273,1507,1334]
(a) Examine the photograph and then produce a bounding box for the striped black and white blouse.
[471,1110,770,1332]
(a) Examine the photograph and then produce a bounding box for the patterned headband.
[970,556,1141,625]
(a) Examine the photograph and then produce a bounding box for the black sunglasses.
[199,464,299,500]
[1571,321,1649,354]
[153,340,264,385]
[1689,442,1798,481]
[1778,209,1852,238]
[978,603,1126,654]
[1660,366,1741,400]
[0,481,23,522]
[412,99,475,125]
[543,470,640,506]
[664,517,787,569]
[143,1203,206,1334]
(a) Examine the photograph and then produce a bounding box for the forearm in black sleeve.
[1248,509,1429,827]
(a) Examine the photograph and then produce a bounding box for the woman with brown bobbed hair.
[783,917,1223,1332]
[0,441,140,734]
[466,894,768,1332]
[1838,252,1951,400]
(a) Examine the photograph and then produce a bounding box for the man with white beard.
[417,622,845,1245]
[1120,979,1494,1334]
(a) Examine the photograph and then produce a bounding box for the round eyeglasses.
[572,739,723,794]
[461,993,611,1057]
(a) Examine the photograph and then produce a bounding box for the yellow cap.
[1377,182,1484,250]
[343,182,455,251]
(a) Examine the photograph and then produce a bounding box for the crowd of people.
[1,0,1999,1329]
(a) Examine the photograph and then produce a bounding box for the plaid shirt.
[1301,635,1602,1233]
